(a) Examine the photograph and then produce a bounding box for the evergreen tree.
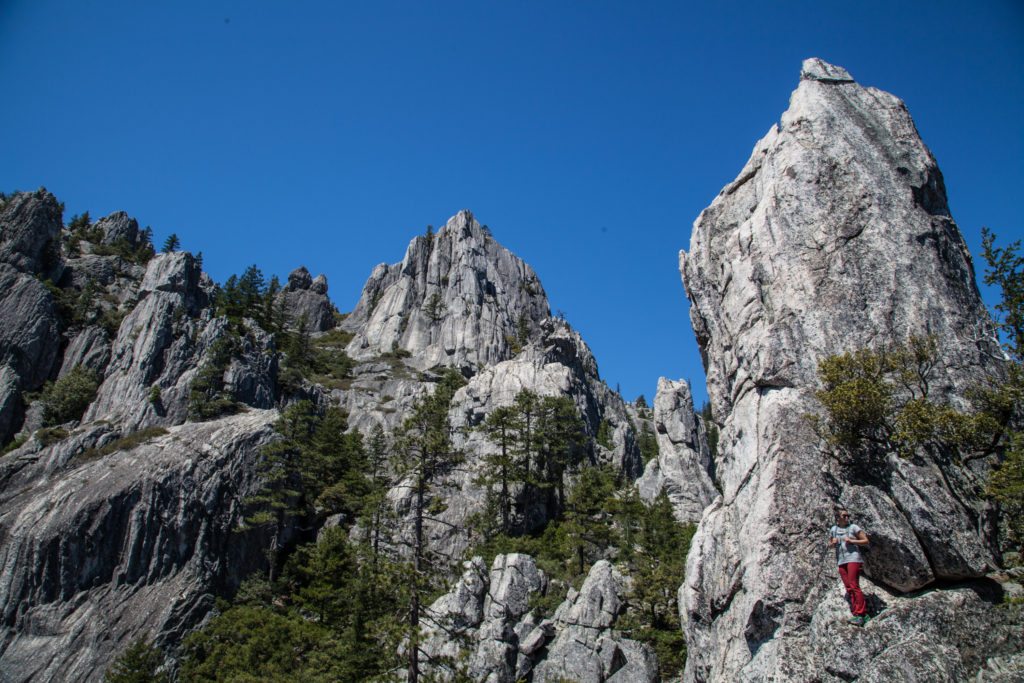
[392,369,466,683]
[105,639,168,683]
[476,405,522,535]
[241,401,366,581]
[620,491,695,678]
[558,465,617,575]
[363,424,394,557]
[533,395,586,515]
[423,291,446,324]
[161,233,180,253]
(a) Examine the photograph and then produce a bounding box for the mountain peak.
[343,213,550,370]
[799,57,854,83]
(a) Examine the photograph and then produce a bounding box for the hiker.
[828,507,870,625]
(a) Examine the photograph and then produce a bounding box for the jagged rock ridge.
[678,58,1022,682]
[0,198,663,682]
[342,210,550,371]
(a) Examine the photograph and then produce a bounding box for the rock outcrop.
[336,219,643,564]
[0,191,64,444]
[678,58,1018,682]
[0,410,284,683]
[421,555,657,683]
[278,266,335,332]
[342,210,550,371]
[636,378,717,523]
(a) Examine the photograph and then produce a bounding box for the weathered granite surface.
[342,210,550,371]
[421,555,657,683]
[278,266,335,332]
[0,191,64,444]
[636,378,717,523]
[678,58,1018,682]
[0,411,283,683]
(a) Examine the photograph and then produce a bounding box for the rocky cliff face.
[0,198,654,681]
[421,554,658,683]
[678,59,1021,681]
[0,411,282,683]
[636,378,717,524]
[336,216,643,561]
[0,191,63,444]
[342,210,550,371]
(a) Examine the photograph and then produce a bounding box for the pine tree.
[161,233,180,253]
[533,395,586,515]
[104,639,168,683]
[558,465,617,575]
[477,405,522,535]
[392,369,466,683]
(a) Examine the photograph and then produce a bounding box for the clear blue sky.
[2,1,1022,407]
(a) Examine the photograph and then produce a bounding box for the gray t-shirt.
[829,524,864,565]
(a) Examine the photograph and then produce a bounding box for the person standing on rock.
[828,507,870,626]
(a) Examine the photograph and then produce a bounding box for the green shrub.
[38,366,100,426]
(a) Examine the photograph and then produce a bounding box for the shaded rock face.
[95,211,139,248]
[421,555,656,683]
[0,411,284,683]
[678,58,1013,682]
[0,190,62,275]
[0,267,61,442]
[636,378,717,523]
[342,210,550,371]
[278,266,335,332]
[0,191,64,444]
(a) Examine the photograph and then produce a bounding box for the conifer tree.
[104,639,168,683]
[476,405,522,534]
[161,233,180,253]
[392,369,465,683]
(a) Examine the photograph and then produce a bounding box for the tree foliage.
[811,336,1010,461]
[104,639,169,683]
[241,401,367,580]
[37,365,100,426]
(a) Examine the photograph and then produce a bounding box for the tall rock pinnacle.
[679,59,1017,681]
[342,210,550,371]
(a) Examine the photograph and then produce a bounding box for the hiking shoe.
[848,615,866,626]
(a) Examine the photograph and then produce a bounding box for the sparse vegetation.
[37,366,101,427]
[79,427,169,461]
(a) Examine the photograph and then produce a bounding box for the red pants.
[838,562,866,616]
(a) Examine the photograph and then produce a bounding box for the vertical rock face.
[679,59,1016,682]
[0,191,63,443]
[278,266,335,332]
[636,378,717,523]
[0,411,283,683]
[0,190,62,275]
[342,210,550,371]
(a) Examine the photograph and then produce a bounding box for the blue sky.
[2,1,1022,407]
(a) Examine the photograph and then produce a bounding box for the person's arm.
[844,529,869,546]
[828,527,838,547]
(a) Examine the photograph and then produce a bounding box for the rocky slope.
[335,213,645,562]
[0,411,282,682]
[0,199,664,681]
[678,58,1022,682]
[421,554,658,682]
